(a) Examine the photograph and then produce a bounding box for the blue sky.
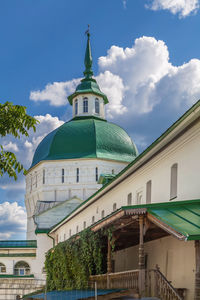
[1,0,200,239]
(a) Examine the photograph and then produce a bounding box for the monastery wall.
[113,236,195,300]
[53,121,200,242]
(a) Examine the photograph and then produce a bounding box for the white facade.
[72,93,105,119]
[25,158,127,240]
[50,106,200,242]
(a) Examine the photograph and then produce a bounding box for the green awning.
[147,200,200,240]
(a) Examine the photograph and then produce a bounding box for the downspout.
[47,232,55,247]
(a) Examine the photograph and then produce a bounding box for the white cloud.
[0,114,64,194]
[3,141,19,152]
[98,36,200,119]
[0,202,26,239]
[96,71,127,117]
[146,0,199,18]
[30,79,80,106]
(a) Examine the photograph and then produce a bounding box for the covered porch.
[89,199,200,300]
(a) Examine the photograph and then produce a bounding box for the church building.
[0,33,200,300]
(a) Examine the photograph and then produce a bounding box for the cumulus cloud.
[146,0,199,18]
[3,141,19,152]
[30,79,80,106]
[96,71,127,117]
[0,114,64,196]
[0,202,26,239]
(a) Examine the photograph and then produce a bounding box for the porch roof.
[146,200,200,241]
[92,199,200,242]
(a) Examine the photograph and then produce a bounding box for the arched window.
[146,180,152,204]
[113,203,117,211]
[127,193,132,205]
[76,225,79,233]
[101,210,105,218]
[170,163,178,199]
[83,221,86,229]
[95,98,100,114]
[75,99,78,115]
[92,216,95,224]
[0,263,6,273]
[14,261,30,276]
[69,229,72,237]
[83,97,88,113]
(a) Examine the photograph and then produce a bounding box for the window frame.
[75,99,78,115]
[83,97,88,113]
[95,98,100,114]
[170,163,178,200]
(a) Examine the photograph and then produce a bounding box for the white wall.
[25,158,126,239]
[113,236,195,300]
[53,122,200,243]
[72,93,105,119]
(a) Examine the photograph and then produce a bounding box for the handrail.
[148,265,183,300]
[90,269,139,290]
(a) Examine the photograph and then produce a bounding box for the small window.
[83,221,86,229]
[76,168,79,183]
[62,169,64,183]
[95,167,98,182]
[83,97,88,113]
[95,98,100,114]
[69,229,72,237]
[43,170,45,184]
[92,216,95,224]
[75,99,78,115]
[64,233,66,240]
[76,225,79,233]
[0,263,6,273]
[136,191,142,205]
[113,203,117,211]
[170,163,178,199]
[146,180,152,204]
[127,193,132,205]
[101,210,105,218]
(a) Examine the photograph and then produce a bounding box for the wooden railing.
[89,269,139,290]
[147,265,184,300]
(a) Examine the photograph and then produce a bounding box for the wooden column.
[107,236,112,289]
[195,240,200,300]
[138,215,146,297]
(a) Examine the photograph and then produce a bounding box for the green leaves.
[0,101,38,179]
[45,229,107,291]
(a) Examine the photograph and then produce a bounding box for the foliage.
[0,102,38,179]
[45,229,108,291]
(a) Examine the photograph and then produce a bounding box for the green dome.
[30,116,138,169]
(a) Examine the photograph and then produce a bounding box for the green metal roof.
[0,240,37,248]
[122,199,200,241]
[68,77,109,105]
[30,116,137,169]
